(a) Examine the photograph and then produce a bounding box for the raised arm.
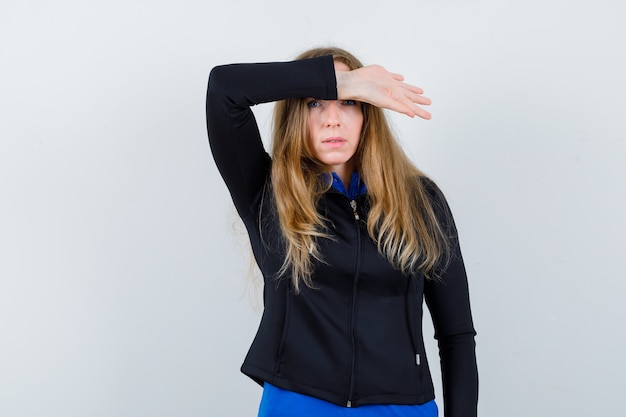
[205,55,337,217]
[206,55,432,217]
[424,183,479,417]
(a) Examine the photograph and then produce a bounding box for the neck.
[332,161,355,189]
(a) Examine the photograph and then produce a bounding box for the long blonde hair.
[270,46,450,292]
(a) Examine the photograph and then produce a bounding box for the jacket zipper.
[350,200,360,221]
[346,199,361,407]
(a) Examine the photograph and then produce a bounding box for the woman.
[206,47,478,417]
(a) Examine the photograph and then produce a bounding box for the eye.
[342,99,358,106]
[307,100,320,108]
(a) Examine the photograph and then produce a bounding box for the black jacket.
[206,55,478,416]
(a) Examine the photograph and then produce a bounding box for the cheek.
[306,120,314,143]
[352,112,364,136]
[307,112,319,131]
[305,122,318,157]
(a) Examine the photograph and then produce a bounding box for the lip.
[321,137,346,148]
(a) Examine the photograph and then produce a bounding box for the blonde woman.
[206,47,478,417]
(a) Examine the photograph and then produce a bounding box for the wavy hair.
[270,46,450,292]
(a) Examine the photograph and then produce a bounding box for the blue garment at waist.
[258,383,438,417]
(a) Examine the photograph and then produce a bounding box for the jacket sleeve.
[205,55,337,218]
[423,181,478,417]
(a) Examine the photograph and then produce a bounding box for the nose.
[324,101,341,127]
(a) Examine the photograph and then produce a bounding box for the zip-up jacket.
[206,55,478,416]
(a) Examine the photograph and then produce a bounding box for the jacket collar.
[329,172,367,199]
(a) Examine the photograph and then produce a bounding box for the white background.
[1,1,625,416]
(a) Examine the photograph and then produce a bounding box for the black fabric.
[206,55,478,416]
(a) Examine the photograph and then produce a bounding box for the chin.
[322,159,348,165]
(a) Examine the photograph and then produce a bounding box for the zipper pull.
[347,400,352,408]
[349,200,360,221]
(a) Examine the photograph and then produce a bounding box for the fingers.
[403,83,424,95]
[414,106,432,120]
[396,95,432,120]
[399,87,432,119]
[393,78,431,119]
[383,87,430,119]
[407,90,431,106]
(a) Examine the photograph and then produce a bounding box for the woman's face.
[307,61,364,178]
